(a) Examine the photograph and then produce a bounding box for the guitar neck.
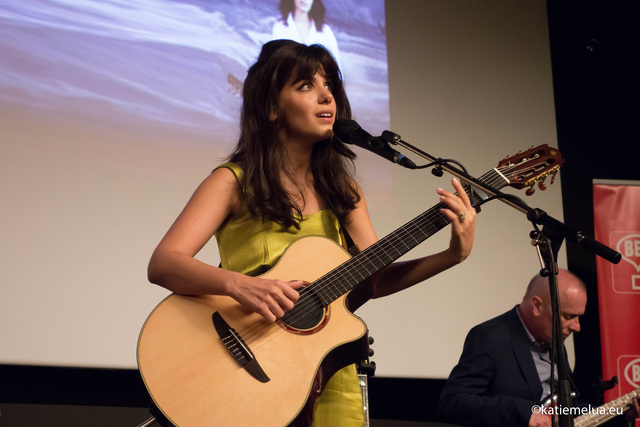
[310,168,509,306]
[574,388,639,427]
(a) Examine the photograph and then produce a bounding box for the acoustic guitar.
[138,145,563,426]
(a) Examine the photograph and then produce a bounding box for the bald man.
[438,270,639,427]
[437,270,586,427]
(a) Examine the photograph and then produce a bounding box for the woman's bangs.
[290,45,341,86]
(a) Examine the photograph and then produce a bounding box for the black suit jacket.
[438,306,548,427]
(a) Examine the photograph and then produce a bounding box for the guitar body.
[137,236,369,427]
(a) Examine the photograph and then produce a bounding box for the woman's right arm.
[147,167,302,321]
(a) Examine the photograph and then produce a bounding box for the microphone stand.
[380,130,621,264]
[380,130,622,427]
[531,225,572,427]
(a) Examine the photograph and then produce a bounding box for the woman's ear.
[270,102,282,122]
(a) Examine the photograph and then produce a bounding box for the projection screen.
[0,0,564,378]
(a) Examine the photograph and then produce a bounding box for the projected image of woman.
[272,0,341,67]
[148,40,476,426]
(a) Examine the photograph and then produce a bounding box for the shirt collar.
[516,304,549,351]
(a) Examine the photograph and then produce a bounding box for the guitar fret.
[572,387,639,427]
[311,167,517,307]
[308,165,535,312]
[315,205,458,302]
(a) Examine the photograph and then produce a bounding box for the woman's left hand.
[437,178,476,264]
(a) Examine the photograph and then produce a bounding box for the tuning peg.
[538,176,547,191]
[550,169,558,185]
[526,184,536,196]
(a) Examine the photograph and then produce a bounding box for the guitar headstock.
[497,144,564,195]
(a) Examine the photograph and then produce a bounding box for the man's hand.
[625,396,640,423]
[529,413,552,427]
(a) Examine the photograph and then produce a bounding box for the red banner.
[593,182,640,422]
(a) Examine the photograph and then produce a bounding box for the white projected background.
[0,0,565,378]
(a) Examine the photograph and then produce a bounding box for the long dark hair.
[228,40,359,228]
[278,0,326,32]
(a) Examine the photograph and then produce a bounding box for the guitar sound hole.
[280,291,326,331]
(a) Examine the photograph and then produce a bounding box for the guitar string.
[286,167,510,320]
[231,200,456,346]
[234,165,518,344]
[235,191,458,344]
[234,163,523,345]
[273,157,550,331]
[576,388,639,427]
[234,159,550,346]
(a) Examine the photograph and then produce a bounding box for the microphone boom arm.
[379,130,621,265]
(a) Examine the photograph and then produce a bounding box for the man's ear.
[531,296,544,316]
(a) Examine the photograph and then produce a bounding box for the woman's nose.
[319,87,333,104]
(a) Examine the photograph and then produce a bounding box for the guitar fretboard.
[306,168,509,306]
[574,388,639,427]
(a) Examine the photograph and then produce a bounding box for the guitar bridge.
[211,311,270,383]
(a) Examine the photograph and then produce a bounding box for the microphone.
[333,119,416,169]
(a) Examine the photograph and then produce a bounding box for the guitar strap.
[543,344,581,407]
[314,183,358,255]
[339,225,359,256]
[562,351,580,400]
